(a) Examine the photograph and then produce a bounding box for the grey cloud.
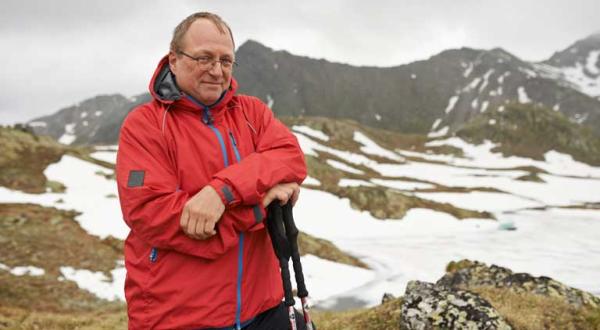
[1,0,599,124]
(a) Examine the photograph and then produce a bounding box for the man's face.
[169,19,234,105]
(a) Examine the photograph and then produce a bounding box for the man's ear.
[168,51,178,72]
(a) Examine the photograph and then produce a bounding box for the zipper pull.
[149,247,158,263]
[229,131,237,146]
[202,107,213,125]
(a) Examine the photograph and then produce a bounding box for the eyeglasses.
[177,50,238,71]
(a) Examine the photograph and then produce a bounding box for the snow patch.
[411,74,417,79]
[374,113,382,121]
[463,62,474,77]
[519,67,538,78]
[266,94,274,108]
[353,131,404,162]
[479,69,495,93]
[90,151,117,164]
[60,266,125,301]
[339,179,374,187]
[518,86,531,103]
[28,121,47,127]
[444,96,459,114]
[95,111,103,117]
[80,112,88,119]
[431,118,442,130]
[534,62,600,97]
[497,71,510,84]
[326,159,364,175]
[480,101,489,113]
[58,123,77,145]
[370,179,434,191]
[302,176,321,186]
[427,126,449,138]
[294,134,377,169]
[463,77,482,92]
[297,255,375,306]
[0,264,45,276]
[292,125,329,141]
[585,50,600,75]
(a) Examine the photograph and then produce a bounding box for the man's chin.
[197,90,223,105]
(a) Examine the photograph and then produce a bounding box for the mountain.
[234,39,600,137]
[26,34,600,146]
[27,93,150,146]
[536,33,600,99]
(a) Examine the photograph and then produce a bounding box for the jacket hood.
[149,55,238,112]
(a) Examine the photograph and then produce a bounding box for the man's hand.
[180,185,225,240]
[262,182,300,208]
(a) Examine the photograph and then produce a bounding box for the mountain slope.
[537,33,600,98]
[455,102,600,165]
[27,35,600,145]
[234,39,600,137]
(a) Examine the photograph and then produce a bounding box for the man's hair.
[170,12,235,52]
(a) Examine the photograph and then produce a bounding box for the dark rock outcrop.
[438,260,600,308]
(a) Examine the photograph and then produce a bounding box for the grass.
[299,232,369,269]
[456,102,600,166]
[472,286,600,330]
[311,297,403,330]
[0,126,114,194]
[0,127,67,193]
[0,203,126,328]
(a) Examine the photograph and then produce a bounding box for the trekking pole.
[282,202,314,330]
[267,201,315,330]
[267,202,297,330]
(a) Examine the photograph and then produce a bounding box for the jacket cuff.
[208,178,241,209]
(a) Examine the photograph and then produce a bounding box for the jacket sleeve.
[116,105,260,260]
[208,99,307,206]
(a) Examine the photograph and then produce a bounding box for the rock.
[400,281,512,330]
[438,259,600,308]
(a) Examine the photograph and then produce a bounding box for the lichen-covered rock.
[400,281,512,330]
[438,260,600,308]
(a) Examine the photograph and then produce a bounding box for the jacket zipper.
[186,93,247,329]
[228,130,244,330]
[201,103,246,329]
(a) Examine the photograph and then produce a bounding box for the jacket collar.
[149,54,238,115]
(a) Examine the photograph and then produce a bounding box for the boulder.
[400,281,512,330]
[438,260,600,308]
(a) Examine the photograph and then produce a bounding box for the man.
[116,12,308,329]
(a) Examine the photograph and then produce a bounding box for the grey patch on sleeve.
[127,170,145,187]
[222,186,234,203]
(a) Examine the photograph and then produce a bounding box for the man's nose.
[207,61,223,76]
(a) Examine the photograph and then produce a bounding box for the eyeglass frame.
[176,50,238,70]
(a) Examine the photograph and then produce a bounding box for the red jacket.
[116,55,307,329]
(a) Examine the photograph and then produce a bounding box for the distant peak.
[237,39,273,52]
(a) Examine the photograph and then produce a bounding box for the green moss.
[0,127,67,193]
[46,180,67,193]
[299,232,369,269]
[312,297,403,330]
[456,103,600,166]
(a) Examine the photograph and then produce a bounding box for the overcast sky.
[1,0,599,125]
